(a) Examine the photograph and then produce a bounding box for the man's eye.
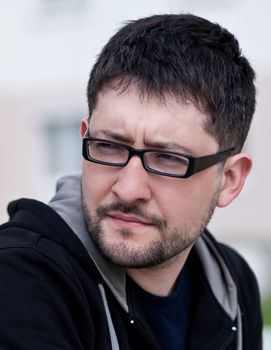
[97,142,115,149]
[95,142,121,151]
[157,153,187,163]
[91,141,128,158]
[153,153,189,169]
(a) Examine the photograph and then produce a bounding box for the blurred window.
[45,119,81,174]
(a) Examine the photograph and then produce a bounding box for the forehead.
[89,84,218,154]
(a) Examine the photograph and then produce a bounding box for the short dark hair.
[87,14,256,151]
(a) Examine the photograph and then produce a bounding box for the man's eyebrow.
[144,140,192,154]
[90,129,133,143]
[90,129,192,154]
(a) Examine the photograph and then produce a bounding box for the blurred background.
[0,0,270,347]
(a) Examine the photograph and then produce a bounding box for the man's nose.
[111,155,152,204]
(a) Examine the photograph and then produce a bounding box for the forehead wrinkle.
[143,138,193,154]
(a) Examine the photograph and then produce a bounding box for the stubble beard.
[82,192,218,269]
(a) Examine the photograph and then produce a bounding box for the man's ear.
[217,153,252,208]
[80,119,88,137]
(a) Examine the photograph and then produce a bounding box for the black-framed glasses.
[82,137,234,178]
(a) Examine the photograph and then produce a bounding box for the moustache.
[96,202,167,230]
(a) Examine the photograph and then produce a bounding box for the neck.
[126,247,192,296]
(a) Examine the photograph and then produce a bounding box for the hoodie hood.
[49,174,238,321]
[49,174,128,312]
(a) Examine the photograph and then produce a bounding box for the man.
[0,14,262,350]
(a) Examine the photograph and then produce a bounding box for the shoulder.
[211,235,259,293]
[0,198,97,283]
[0,199,106,348]
[0,199,63,258]
[205,231,263,350]
[203,230,258,287]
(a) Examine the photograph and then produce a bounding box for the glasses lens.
[144,151,189,176]
[87,140,128,165]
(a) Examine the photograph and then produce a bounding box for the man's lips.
[106,212,153,228]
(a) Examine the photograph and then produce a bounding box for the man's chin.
[91,235,176,269]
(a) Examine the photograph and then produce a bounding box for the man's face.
[81,84,222,268]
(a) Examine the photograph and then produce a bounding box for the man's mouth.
[106,212,154,229]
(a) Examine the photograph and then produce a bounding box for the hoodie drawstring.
[98,284,120,350]
[236,305,243,350]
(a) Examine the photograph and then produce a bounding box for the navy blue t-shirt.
[129,262,192,350]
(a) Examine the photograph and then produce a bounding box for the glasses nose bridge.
[126,147,147,169]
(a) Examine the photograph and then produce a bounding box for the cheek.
[160,188,193,225]
[157,176,219,225]
[82,163,115,209]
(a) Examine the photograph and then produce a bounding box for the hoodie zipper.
[128,316,161,350]
[217,329,236,350]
